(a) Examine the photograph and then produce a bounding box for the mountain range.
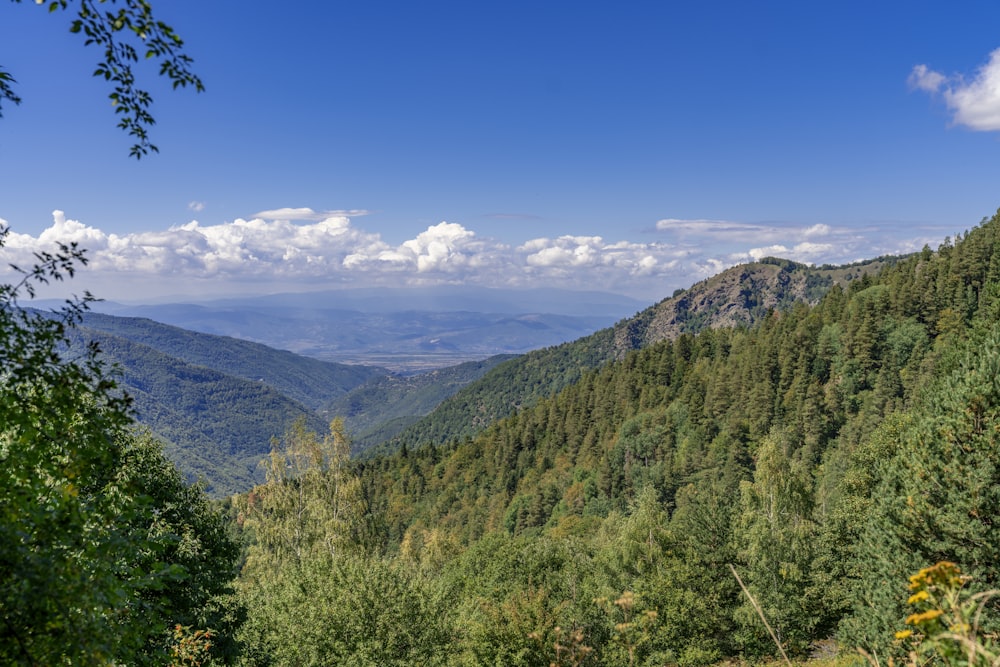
[82,287,649,371]
[67,259,892,495]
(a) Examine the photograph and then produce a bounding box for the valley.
[86,286,647,372]
[66,287,642,494]
[73,261,887,494]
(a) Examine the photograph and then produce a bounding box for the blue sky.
[2,0,1000,302]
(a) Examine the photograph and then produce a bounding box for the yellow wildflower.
[906,609,944,625]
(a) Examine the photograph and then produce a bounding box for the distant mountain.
[381,257,898,453]
[79,313,384,411]
[82,287,648,371]
[112,286,650,317]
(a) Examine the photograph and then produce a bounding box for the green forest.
[6,210,1000,666]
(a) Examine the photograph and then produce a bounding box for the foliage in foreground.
[856,562,999,667]
[0,230,239,665]
[5,0,203,157]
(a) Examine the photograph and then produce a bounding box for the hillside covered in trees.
[224,211,1000,664]
[63,315,380,495]
[54,256,891,496]
[59,315,508,494]
[383,255,893,454]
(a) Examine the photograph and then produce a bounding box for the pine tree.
[841,324,1000,658]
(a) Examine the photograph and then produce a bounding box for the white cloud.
[747,244,790,261]
[343,222,497,276]
[655,218,768,239]
[802,224,831,237]
[522,236,604,268]
[656,217,842,247]
[188,201,205,212]
[743,241,834,262]
[0,210,950,302]
[656,216,947,274]
[253,207,371,221]
[908,64,946,93]
[792,241,835,256]
[911,48,1000,131]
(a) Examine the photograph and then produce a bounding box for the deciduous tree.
[0,230,238,665]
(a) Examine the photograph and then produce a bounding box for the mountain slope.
[79,312,384,412]
[351,213,1000,663]
[381,257,894,453]
[611,256,896,352]
[71,327,330,496]
[72,314,519,491]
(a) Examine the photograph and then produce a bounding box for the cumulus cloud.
[746,244,789,260]
[910,48,1000,131]
[802,224,831,237]
[343,222,499,276]
[188,201,205,212]
[656,216,946,273]
[0,210,949,302]
[745,242,835,262]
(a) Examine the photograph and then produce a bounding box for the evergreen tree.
[842,324,1000,658]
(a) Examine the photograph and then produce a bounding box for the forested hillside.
[336,215,1000,662]
[68,328,330,495]
[78,313,383,411]
[385,257,891,454]
[68,315,523,490]
[71,313,388,493]
[211,212,1000,665]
